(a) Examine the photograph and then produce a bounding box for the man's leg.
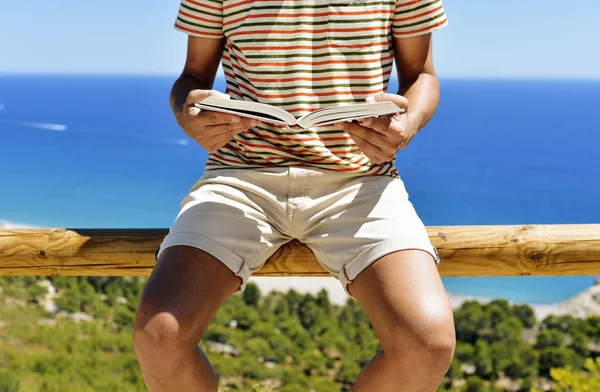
[133,245,241,392]
[349,250,455,392]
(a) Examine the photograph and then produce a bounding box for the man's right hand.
[178,89,258,153]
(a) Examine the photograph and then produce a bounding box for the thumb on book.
[206,90,231,100]
[366,93,408,111]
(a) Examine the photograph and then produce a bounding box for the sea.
[1,74,599,304]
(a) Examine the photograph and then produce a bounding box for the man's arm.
[170,36,257,152]
[393,33,440,135]
[170,36,225,124]
[339,33,441,164]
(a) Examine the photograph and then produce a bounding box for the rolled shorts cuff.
[339,239,440,297]
[157,233,251,292]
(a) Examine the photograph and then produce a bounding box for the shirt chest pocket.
[327,0,394,49]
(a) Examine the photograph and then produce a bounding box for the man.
[133,0,455,390]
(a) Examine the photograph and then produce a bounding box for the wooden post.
[1,225,599,277]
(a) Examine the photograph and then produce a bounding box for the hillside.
[537,279,600,319]
[3,276,600,391]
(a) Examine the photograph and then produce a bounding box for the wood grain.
[1,225,599,277]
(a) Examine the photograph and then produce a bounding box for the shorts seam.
[243,239,290,271]
[313,241,337,273]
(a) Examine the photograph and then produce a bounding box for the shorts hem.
[341,239,439,297]
[157,233,251,292]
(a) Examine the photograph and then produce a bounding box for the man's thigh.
[135,246,242,343]
[157,168,292,291]
[347,249,453,346]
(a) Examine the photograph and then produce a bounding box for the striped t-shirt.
[175,0,447,177]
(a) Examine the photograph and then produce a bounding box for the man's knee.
[385,310,456,370]
[132,246,237,368]
[133,301,204,367]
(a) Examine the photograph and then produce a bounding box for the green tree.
[244,337,271,359]
[486,299,510,325]
[243,282,261,307]
[454,301,488,344]
[308,377,339,392]
[473,340,493,379]
[231,305,260,330]
[520,376,535,392]
[535,329,565,350]
[465,375,486,392]
[504,345,538,380]
[316,289,331,311]
[584,315,600,339]
[114,306,135,331]
[336,359,361,386]
[446,357,463,379]
[54,286,82,313]
[541,314,584,334]
[267,333,296,363]
[454,342,476,363]
[25,280,47,304]
[280,383,307,392]
[297,294,324,331]
[491,316,523,345]
[489,342,513,376]
[284,289,303,315]
[277,317,312,351]
[239,353,269,380]
[569,332,590,358]
[302,350,326,376]
[512,304,536,328]
[538,347,579,377]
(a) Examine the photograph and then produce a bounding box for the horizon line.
[1,72,600,82]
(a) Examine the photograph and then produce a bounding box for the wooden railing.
[1,225,600,277]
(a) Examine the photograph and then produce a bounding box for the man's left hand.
[338,93,418,165]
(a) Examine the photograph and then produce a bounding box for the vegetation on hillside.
[1,276,600,391]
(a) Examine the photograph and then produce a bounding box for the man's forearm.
[398,72,440,133]
[170,74,212,118]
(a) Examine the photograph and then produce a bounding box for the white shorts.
[157,166,439,295]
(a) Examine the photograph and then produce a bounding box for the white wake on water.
[122,133,190,146]
[159,138,189,146]
[20,121,68,132]
[2,118,189,146]
[0,119,68,132]
[0,100,185,145]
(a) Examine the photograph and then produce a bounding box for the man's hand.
[338,93,418,165]
[178,89,258,153]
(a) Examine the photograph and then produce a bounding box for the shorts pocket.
[327,0,393,49]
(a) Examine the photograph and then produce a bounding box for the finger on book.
[204,120,258,136]
[358,116,391,134]
[198,111,242,125]
[341,121,388,148]
[343,128,387,164]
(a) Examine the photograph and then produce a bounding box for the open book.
[195,96,404,129]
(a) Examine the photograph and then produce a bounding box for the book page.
[298,102,403,128]
[195,97,297,125]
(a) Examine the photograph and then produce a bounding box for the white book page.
[195,97,297,125]
[298,102,403,128]
[193,104,291,125]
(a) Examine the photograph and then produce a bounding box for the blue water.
[1,74,599,303]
